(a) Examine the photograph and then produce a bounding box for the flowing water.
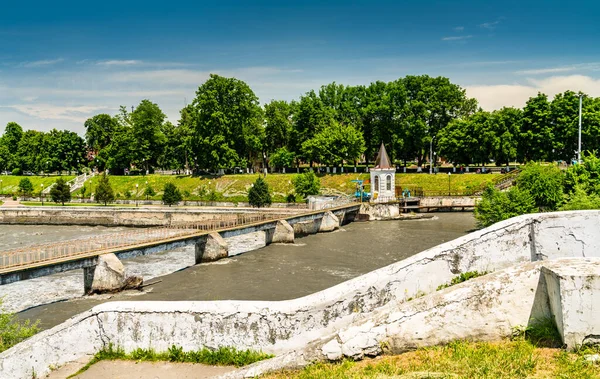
[1,213,476,329]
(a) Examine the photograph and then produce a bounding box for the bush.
[516,163,564,210]
[18,178,33,198]
[49,178,71,205]
[292,171,320,199]
[286,193,297,203]
[269,147,295,169]
[560,185,600,211]
[95,173,115,206]
[475,184,537,228]
[0,300,39,353]
[162,182,182,206]
[11,168,21,176]
[124,190,132,199]
[248,176,272,208]
[144,184,156,200]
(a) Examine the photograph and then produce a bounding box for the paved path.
[46,359,235,378]
[0,198,22,207]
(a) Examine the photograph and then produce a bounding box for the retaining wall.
[0,207,302,227]
[2,210,600,378]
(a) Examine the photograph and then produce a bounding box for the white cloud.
[516,67,576,75]
[466,75,600,110]
[453,26,464,31]
[441,35,473,41]
[97,60,142,66]
[20,58,64,68]
[4,104,109,123]
[480,20,500,30]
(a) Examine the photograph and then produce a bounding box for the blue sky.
[1,0,600,134]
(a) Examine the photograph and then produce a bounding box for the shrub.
[475,184,536,228]
[11,168,21,176]
[143,184,156,200]
[560,185,600,211]
[0,299,39,353]
[162,182,182,207]
[49,178,71,205]
[248,176,272,208]
[516,163,564,210]
[124,190,132,199]
[286,193,297,203]
[292,171,320,199]
[269,147,295,169]
[95,173,115,206]
[17,178,33,198]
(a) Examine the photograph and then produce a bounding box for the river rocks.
[272,220,295,243]
[318,211,340,232]
[87,254,144,294]
[195,232,229,263]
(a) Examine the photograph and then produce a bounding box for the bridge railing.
[0,213,288,271]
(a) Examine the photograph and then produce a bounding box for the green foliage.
[475,184,537,227]
[162,182,183,206]
[301,120,365,166]
[516,163,564,210]
[11,168,21,176]
[269,147,295,169]
[512,317,563,348]
[49,178,71,205]
[248,176,272,208]
[18,178,33,197]
[95,173,115,206]
[0,300,39,353]
[79,185,87,199]
[143,184,156,199]
[437,271,489,290]
[292,172,321,198]
[286,193,297,203]
[71,343,273,377]
[565,152,600,195]
[124,190,132,199]
[560,185,600,211]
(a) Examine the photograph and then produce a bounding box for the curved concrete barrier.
[2,210,600,378]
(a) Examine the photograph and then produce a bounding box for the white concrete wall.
[2,210,600,379]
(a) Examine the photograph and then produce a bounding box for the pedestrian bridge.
[0,204,361,292]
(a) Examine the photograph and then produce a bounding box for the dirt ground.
[46,359,236,379]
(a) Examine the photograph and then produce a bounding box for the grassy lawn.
[265,340,600,379]
[20,201,138,207]
[4,172,497,203]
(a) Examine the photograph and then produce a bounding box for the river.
[2,213,476,329]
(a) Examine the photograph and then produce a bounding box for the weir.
[0,205,360,293]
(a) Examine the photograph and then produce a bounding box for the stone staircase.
[42,172,95,194]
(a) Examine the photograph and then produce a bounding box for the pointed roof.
[374,142,393,169]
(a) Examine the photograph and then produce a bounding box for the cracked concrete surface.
[2,211,600,379]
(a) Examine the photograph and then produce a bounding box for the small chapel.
[370,142,396,202]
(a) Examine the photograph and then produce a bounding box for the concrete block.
[195,233,229,263]
[88,253,125,294]
[272,220,295,243]
[318,211,340,232]
[542,259,600,349]
[293,220,319,237]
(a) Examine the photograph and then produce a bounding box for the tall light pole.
[429,136,435,174]
[41,184,44,205]
[577,93,583,164]
[135,183,139,207]
[448,172,451,196]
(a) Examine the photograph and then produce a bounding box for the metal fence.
[0,213,287,271]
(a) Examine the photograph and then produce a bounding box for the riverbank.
[13,213,476,330]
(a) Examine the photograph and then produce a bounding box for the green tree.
[49,178,71,205]
[519,93,553,162]
[18,178,33,198]
[564,152,600,195]
[129,100,167,172]
[293,171,321,198]
[264,100,294,153]
[301,121,365,166]
[248,176,272,208]
[474,185,536,228]
[269,147,295,169]
[560,185,600,211]
[162,182,182,207]
[84,114,118,151]
[188,74,264,170]
[95,173,115,206]
[516,163,564,210]
[143,184,156,200]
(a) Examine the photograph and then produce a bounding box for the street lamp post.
[41,184,44,205]
[429,136,435,174]
[448,172,451,196]
[145,181,148,200]
[577,93,583,163]
[1,179,3,195]
[135,183,139,207]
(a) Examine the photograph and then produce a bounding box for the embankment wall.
[2,210,600,378]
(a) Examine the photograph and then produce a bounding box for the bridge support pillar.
[271,220,295,243]
[195,233,229,264]
[318,211,340,233]
[83,265,95,295]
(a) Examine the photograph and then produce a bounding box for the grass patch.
[70,344,273,377]
[512,317,563,348]
[265,339,600,379]
[436,271,489,291]
[20,201,138,207]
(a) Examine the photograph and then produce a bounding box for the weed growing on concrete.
[69,343,274,377]
[436,271,489,291]
[512,317,563,348]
